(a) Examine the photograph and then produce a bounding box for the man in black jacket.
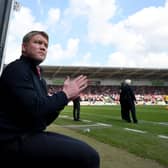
[0,30,100,167]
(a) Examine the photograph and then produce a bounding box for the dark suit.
[119,82,127,121]
[119,83,138,123]
[0,56,99,167]
[73,96,81,121]
[127,85,137,123]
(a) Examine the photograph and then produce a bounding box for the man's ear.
[22,43,26,52]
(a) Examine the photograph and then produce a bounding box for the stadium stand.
[1,1,168,106]
[41,65,168,105]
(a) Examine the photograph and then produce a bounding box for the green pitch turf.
[52,105,168,167]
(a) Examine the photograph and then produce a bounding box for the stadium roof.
[41,65,168,80]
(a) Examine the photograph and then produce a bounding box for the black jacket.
[0,56,68,140]
[119,83,136,104]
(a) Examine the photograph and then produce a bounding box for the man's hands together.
[63,75,88,101]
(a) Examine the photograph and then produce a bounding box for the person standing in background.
[119,81,127,121]
[73,96,81,121]
[119,79,138,123]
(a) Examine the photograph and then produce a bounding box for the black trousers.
[129,103,138,123]
[73,102,80,120]
[122,102,137,123]
[120,102,132,122]
[0,131,100,167]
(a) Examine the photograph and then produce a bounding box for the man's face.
[22,34,48,63]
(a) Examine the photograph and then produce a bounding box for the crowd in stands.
[47,85,168,105]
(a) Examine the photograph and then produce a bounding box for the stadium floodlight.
[13,0,21,12]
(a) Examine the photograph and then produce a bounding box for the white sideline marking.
[62,123,111,128]
[61,115,71,118]
[97,122,112,127]
[60,115,112,128]
[158,135,168,139]
[141,120,168,126]
[124,128,146,134]
[82,119,92,123]
[60,115,167,140]
[159,122,168,126]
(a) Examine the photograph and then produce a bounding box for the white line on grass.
[60,115,71,118]
[158,135,168,139]
[159,122,168,126]
[82,119,92,123]
[60,115,112,127]
[141,120,168,126]
[97,122,112,127]
[59,115,168,140]
[61,123,112,128]
[124,128,147,134]
[60,115,92,123]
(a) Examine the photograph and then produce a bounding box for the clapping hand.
[63,75,88,101]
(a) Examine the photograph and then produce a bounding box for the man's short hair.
[22,30,49,43]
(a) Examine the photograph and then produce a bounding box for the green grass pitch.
[53,105,168,167]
